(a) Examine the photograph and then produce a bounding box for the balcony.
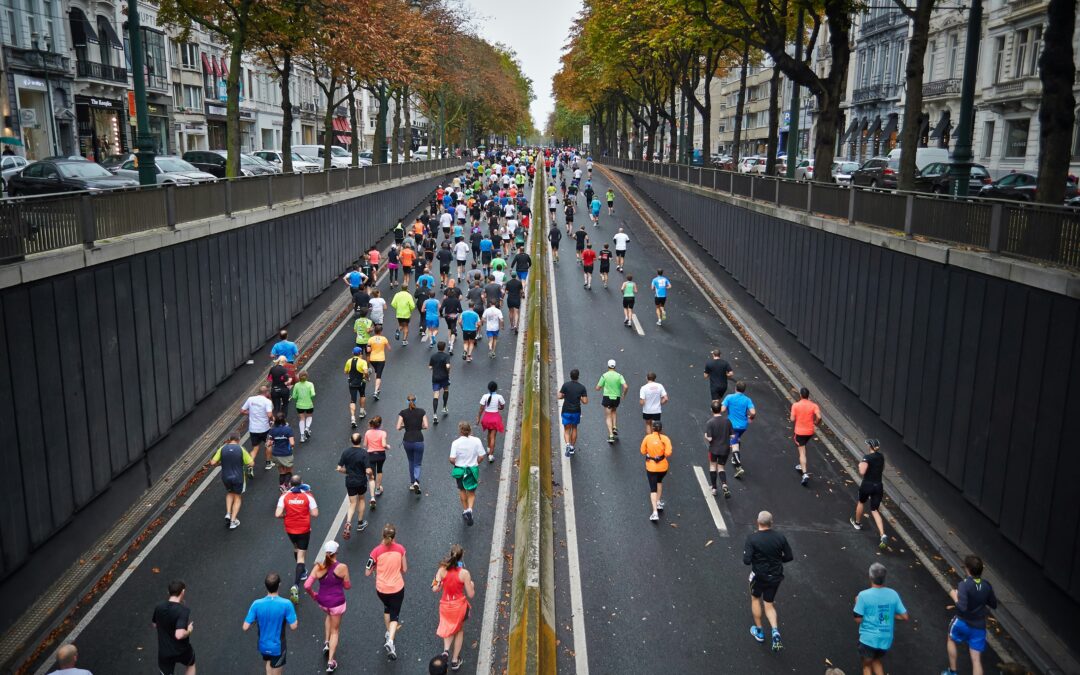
[76,60,127,83]
[852,82,899,103]
[146,73,169,93]
[923,78,962,98]
[861,11,906,35]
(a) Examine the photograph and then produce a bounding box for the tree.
[1036,0,1077,205]
[732,41,751,165]
[159,0,257,177]
[893,0,937,190]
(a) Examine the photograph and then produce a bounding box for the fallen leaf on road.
[669,523,678,528]
[151,567,160,574]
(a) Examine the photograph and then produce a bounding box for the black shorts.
[575,243,585,252]
[710,386,727,402]
[642,412,661,421]
[654,297,667,306]
[616,249,627,258]
[371,361,386,377]
[708,449,731,464]
[622,297,636,309]
[550,239,560,249]
[287,531,311,551]
[397,317,410,327]
[599,262,610,273]
[445,317,458,331]
[262,651,286,668]
[601,396,621,409]
[346,480,367,497]
[463,329,477,341]
[349,384,366,401]
[858,482,883,511]
[377,588,405,622]
[440,265,451,275]
[607,200,614,207]
[507,297,521,309]
[794,433,813,446]
[368,451,386,474]
[249,431,268,447]
[296,407,313,414]
[646,470,667,492]
[223,478,244,495]
[858,642,889,661]
[159,646,196,673]
[583,265,594,273]
[481,252,493,263]
[750,576,782,602]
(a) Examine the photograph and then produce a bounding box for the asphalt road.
[546,167,999,674]
[62,234,520,674]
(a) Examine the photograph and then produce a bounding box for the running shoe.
[710,486,717,496]
[771,631,783,652]
[750,626,765,643]
[734,466,745,479]
[343,521,351,540]
[326,659,337,672]
[801,473,809,487]
[463,353,468,361]
[880,535,888,550]
[323,641,330,656]
[359,408,366,419]
[411,481,420,494]
[265,461,275,471]
[246,466,254,479]
[230,519,240,529]
[661,309,667,320]
[794,464,802,472]
[722,485,732,499]
[613,427,619,437]
[402,340,409,346]
[462,511,469,524]
[373,390,380,400]
[395,329,401,340]
[649,511,659,522]
[225,512,232,522]
[450,657,464,671]
[370,498,377,510]
[433,415,439,425]
[488,453,494,463]
[385,639,397,660]
[357,519,368,531]
[657,500,665,511]
[849,517,862,530]
[289,585,299,604]
[568,445,575,456]
[304,430,311,442]
[375,486,383,496]
[443,407,449,416]
[656,320,662,326]
[465,510,474,526]
[351,418,357,430]
[607,434,615,444]
[565,444,573,457]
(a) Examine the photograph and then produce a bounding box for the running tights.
[403,441,424,483]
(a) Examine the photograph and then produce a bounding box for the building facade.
[840,7,908,162]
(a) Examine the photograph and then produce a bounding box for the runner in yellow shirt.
[390,288,416,346]
[367,325,391,400]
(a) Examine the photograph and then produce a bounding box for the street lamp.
[125,0,157,186]
[948,0,983,197]
[30,32,61,156]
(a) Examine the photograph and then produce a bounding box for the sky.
[458,0,581,135]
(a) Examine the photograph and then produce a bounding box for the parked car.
[849,156,899,189]
[711,154,734,170]
[748,157,768,175]
[1,154,30,192]
[738,156,759,173]
[887,147,949,171]
[181,150,276,178]
[833,161,860,186]
[113,156,217,185]
[251,150,321,173]
[912,162,992,194]
[99,154,133,172]
[292,144,353,168]
[978,172,1079,202]
[793,159,814,181]
[6,158,139,196]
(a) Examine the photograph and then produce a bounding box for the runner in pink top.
[364,417,389,508]
[304,541,351,671]
[367,523,407,660]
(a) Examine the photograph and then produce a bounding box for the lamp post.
[948,0,983,197]
[30,32,61,156]
[126,0,157,186]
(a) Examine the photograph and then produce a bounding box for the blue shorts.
[561,412,581,427]
[425,318,439,329]
[730,427,748,445]
[433,380,450,392]
[486,329,500,338]
[517,271,529,281]
[948,617,987,652]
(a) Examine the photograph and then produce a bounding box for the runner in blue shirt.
[650,269,672,326]
[854,563,909,674]
[422,292,441,347]
[442,193,453,211]
[721,381,756,479]
[453,222,464,242]
[479,236,494,275]
[460,302,481,362]
[243,573,298,670]
[416,272,435,292]
[590,197,602,226]
[342,265,366,290]
[270,330,298,364]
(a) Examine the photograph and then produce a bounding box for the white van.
[887,147,948,171]
[292,144,354,168]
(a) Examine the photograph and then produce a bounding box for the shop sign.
[76,96,118,108]
[19,77,46,90]
[206,104,227,117]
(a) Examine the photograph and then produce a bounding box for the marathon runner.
[390,287,415,346]
[364,417,389,508]
[477,381,506,462]
[558,369,588,457]
[429,341,452,421]
[344,347,369,428]
[432,545,476,672]
[268,413,296,491]
[153,581,196,675]
[596,360,628,444]
[620,274,637,327]
[242,573,298,674]
[850,438,888,549]
[640,422,673,522]
[450,422,486,526]
[638,372,668,434]
[275,475,319,604]
[336,432,371,539]
[367,325,390,400]
[581,243,596,290]
[302,541,350,673]
[460,302,481,362]
[722,382,756,478]
[241,385,274,474]
[573,226,589,264]
[744,510,793,652]
[482,302,504,358]
[210,434,253,529]
[704,400,734,498]
[396,395,429,494]
[651,269,671,326]
[422,291,441,348]
[789,387,821,487]
[704,349,734,403]
[366,524,407,660]
[590,194,602,227]
[290,371,315,443]
[613,228,630,272]
[606,188,615,215]
[597,243,612,288]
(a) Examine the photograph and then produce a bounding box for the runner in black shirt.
[441,293,462,354]
[396,397,429,494]
[505,276,524,332]
[152,580,195,675]
[598,244,613,288]
[558,369,589,456]
[548,224,562,264]
[573,227,589,264]
[704,400,734,498]
[704,349,734,402]
[429,342,452,419]
[337,432,371,537]
[470,229,483,263]
[743,511,793,651]
[850,439,888,549]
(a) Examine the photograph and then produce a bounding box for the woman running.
[304,541,351,672]
[640,421,673,522]
[620,274,638,327]
[432,544,476,671]
[387,245,400,287]
[477,381,506,463]
[364,417,389,509]
[396,395,429,495]
[367,523,407,660]
[290,371,315,442]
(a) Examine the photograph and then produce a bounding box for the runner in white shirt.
[369,290,387,327]
[450,421,486,525]
[476,381,507,460]
[573,168,582,180]
[613,227,630,272]
[503,202,516,219]
[481,303,504,358]
[439,210,453,234]
[638,372,669,434]
[548,193,559,220]
[455,202,468,224]
[242,386,276,473]
[453,240,471,281]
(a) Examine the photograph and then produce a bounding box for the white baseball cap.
[324,541,339,555]
[607,359,616,368]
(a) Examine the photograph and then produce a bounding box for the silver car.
[253,150,321,173]
[114,156,217,185]
[833,161,860,186]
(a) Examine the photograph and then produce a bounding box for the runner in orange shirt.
[640,422,673,522]
[789,387,822,487]
[399,246,417,289]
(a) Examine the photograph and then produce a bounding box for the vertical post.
[79,194,96,247]
[806,180,813,213]
[988,203,1004,252]
[749,175,755,201]
[299,171,306,199]
[948,0,983,197]
[903,194,915,237]
[165,183,177,228]
[224,180,233,216]
[785,8,804,178]
[325,170,331,194]
[775,178,781,204]
[127,0,157,186]
[267,174,274,209]
[848,185,857,223]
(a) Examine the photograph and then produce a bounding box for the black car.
[849,156,899,189]
[182,150,275,178]
[912,162,993,194]
[6,158,139,197]
[978,171,1079,202]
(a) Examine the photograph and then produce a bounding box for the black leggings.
[271,388,290,415]
[368,452,386,477]
[377,588,405,622]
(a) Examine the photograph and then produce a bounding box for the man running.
[606,188,615,215]
[391,287,416,346]
[704,349,734,404]
[789,387,821,487]
[590,195,602,227]
[422,291,441,348]
[153,580,196,675]
[337,432,371,539]
[275,475,319,603]
[453,239,470,281]
[504,273,524,332]
[650,269,671,326]
[595,360,628,444]
[450,421,486,526]
[511,244,531,281]
[744,510,793,652]
[581,243,596,290]
[613,228,630,272]
[638,372,668,434]
[268,414,296,491]
[564,200,576,236]
[854,563,909,675]
[548,192,559,222]
[482,302,504,358]
[722,382,756,478]
[558,369,588,457]
[242,573,298,674]
[460,302,480,362]
[573,225,588,264]
[597,244,612,288]
[942,555,998,675]
[344,347,369,428]
[210,434,253,529]
[620,274,637,327]
[548,221,562,264]
[367,325,390,401]
[440,284,462,355]
[704,400,734,498]
[241,386,274,474]
[850,439,888,549]
[429,341,452,418]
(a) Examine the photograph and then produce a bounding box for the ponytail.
[440,544,464,570]
[381,523,397,546]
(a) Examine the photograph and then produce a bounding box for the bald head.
[56,644,78,668]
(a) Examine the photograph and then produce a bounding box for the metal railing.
[603,157,1080,270]
[75,60,128,83]
[0,158,459,264]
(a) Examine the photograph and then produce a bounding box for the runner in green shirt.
[390,288,416,345]
[290,372,316,442]
[491,256,507,273]
[620,274,638,327]
[354,310,373,349]
[606,189,616,215]
[595,360,629,444]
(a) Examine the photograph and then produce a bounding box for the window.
[928,40,938,80]
[6,9,18,46]
[97,16,112,65]
[173,82,183,105]
[947,33,959,78]
[1028,26,1042,76]
[982,120,995,157]
[184,84,201,108]
[992,36,1006,83]
[1003,118,1029,158]
[180,42,198,68]
[1015,30,1030,78]
[895,43,905,84]
[141,28,167,88]
[1073,117,1080,158]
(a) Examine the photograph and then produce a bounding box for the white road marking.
[475,212,533,675]
[631,314,645,336]
[546,181,590,675]
[692,466,729,537]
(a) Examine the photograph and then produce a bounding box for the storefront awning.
[841,116,860,144]
[96,15,124,50]
[929,110,951,140]
[219,56,229,79]
[333,116,349,132]
[201,53,213,75]
[867,115,882,136]
[68,8,98,46]
[882,113,898,137]
[336,134,351,146]
[0,136,24,146]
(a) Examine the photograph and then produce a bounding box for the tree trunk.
[733,41,750,166]
[321,82,336,171]
[766,67,781,174]
[809,5,852,181]
[668,82,678,163]
[225,36,245,178]
[372,83,389,164]
[620,105,629,159]
[685,86,696,163]
[646,109,659,161]
[279,51,294,173]
[897,0,935,190]
[702,67,713,159]
[403,85,412,162]
[391,89,401,163]
[348,84,359,167]
[1036,0,1077,205]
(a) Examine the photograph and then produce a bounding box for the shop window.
[982,121,995,157]
[1003,118,1029,158]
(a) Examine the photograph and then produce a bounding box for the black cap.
[865,438,880,449]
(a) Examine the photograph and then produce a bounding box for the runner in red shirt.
[581,244,597,290]
[275,474,320,603]
[789,387,822,487]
